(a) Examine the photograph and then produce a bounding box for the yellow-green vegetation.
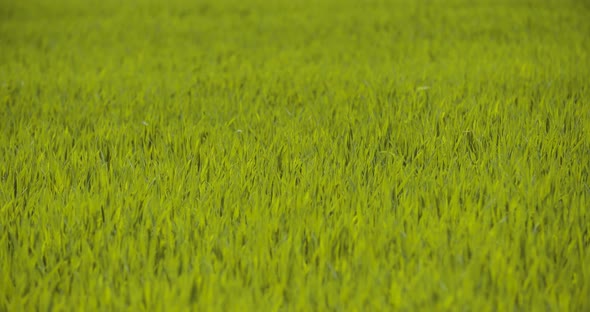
[1,0,589,310]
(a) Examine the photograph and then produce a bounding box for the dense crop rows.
[1,0,589,310]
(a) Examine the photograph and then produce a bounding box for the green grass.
[1,0,589,310]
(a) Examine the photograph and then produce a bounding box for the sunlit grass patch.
[1,0,589,310]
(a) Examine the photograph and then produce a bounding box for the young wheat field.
[1,0,589,310]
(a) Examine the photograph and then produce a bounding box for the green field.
[1,0,589,310]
